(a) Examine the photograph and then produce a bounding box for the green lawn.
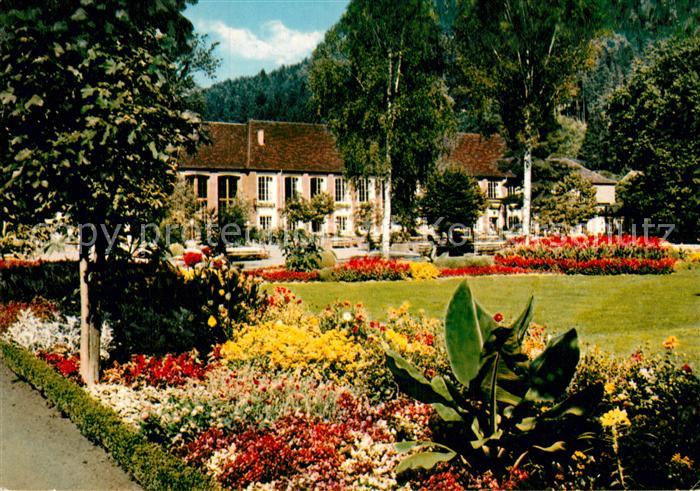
[278,269,700,364]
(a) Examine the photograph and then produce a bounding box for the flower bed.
[496,234,679,274]
[249,256,538,283]
[247,268,320,282]
[3,266,698,489]
[332,256,411,281]
[439,264,534,277]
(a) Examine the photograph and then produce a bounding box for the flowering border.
[0,341,217,491]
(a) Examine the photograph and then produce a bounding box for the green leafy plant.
[282,230,322,272]
[385,281,601,476]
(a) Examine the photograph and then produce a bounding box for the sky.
[185,0,349,86]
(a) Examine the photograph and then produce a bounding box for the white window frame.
[310,176,325,198]
[257,175,273,203]
[487,181,499,199]
[334,177,347,203]
[259,215,272,230]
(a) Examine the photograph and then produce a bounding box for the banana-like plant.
[386,280,601,475]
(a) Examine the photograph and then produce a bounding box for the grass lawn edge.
[0,341,218,491]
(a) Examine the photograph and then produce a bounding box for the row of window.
[191,174,517,208]
[257,175,370,204]
[487,181,519,199]
[257,214,350,233]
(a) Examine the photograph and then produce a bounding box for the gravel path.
[0,360,140,490]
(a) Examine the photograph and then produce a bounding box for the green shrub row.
[0,341,218,491]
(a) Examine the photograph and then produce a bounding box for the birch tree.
[454,0,603,241]
[309,0,455,256]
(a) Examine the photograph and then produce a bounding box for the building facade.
[179,120,614,238]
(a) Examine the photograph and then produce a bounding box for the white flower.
[2,309,113,359]
[342,311,353,322]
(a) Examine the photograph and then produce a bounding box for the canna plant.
[385,280,601,476]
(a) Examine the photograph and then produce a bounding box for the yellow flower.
[604,382,616,395]
[600,408,631,428]
[572,450,587,461]
[219,289,225,296]
[408,262,440,280]
[663,335,679,350]
[671,453,694,468]
[208,315,217,328]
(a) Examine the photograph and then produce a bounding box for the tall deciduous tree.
[610,35,699,243]
[454,0,604,241]
[309,0,455,256]
[0,0,206,385]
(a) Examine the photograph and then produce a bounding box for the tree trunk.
[381,175,392,257]
[79,229,101,387]
[522,146,533,244]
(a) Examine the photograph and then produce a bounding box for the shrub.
[0,260,79,310]
[318,248,337,268]
[282,231,322,272]
[332,256,410,282]
[103,260,266,360]
[433,255,494,269]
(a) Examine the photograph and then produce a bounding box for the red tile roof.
[180,121,509,178]
[247,121,343,173]
[446,133,510,178]
[181,122,247,170]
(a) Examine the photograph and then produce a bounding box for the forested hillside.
[201,60,318,123]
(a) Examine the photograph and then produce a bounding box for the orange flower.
[663,335,679,350]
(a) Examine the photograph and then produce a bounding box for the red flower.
[183,251,203,267]
[493,312,504,323]
[682,363,693,374]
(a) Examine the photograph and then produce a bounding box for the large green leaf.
[395,450,457,474]
[526,328,580,401]
[445,281,483,386]
[510,295,535,342]
[385,349,454,406]
[539,383,603,420]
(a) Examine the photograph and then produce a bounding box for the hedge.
[0,342,218,491]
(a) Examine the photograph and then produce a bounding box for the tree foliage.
[201,61,317,123]
[0,0,207,384]
[421,167,486,235]
[309,0,456,253]
[610,35,699,243]
[536,172,598,232]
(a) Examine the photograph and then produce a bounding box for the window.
[257,176,273,202]
[218,176,238,211]
[310,177,324,198]
[335,216,348,234]
[508,216,521,230]
[259,216,272,230]
[311,220,323,233]
[334,177,347,202]
[284,176,300,203]
[487,181,499,199]
[507,184,518,196]
[187,175,209,211]
[356,178,369,202]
